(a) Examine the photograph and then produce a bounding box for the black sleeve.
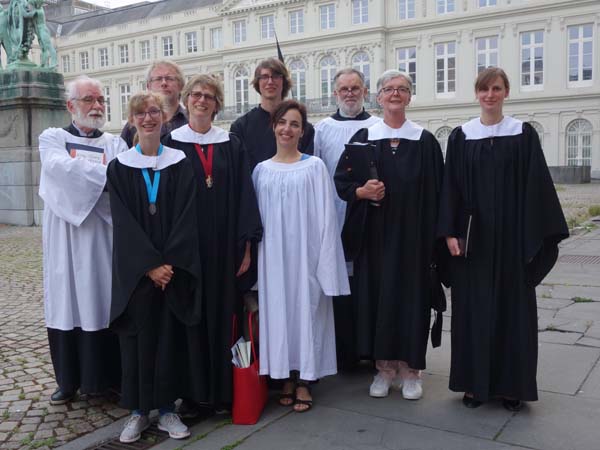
[436,127,463,239]
[120,123,136,148]
[300,122,315,155]
[229,117,245,140]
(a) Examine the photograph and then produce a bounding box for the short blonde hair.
[181,74,224,119]
[475,67,510,92]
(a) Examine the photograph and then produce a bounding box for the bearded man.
[38,75,128,404]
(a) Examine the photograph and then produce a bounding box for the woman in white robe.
[252,100,350,412]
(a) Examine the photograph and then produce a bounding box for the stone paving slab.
[555,301,600,320]
[578,359,600,399]
[538,330,582,345]
[537,343,600,395]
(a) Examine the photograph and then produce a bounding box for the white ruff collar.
[462,116,523,140]
[116,145,186,171]
[171,124,230,144]
[367,120,423,141]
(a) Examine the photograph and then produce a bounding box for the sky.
[85,0,157,8]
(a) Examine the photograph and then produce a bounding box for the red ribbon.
[194,143,214,188]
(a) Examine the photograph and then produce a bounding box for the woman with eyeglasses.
[334,70,445,402]
[164,75,262,411]
[107,92,201,443]
[437,67,568,411]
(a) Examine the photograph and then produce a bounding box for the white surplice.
[39,127,128,331]
[252,156,350,380]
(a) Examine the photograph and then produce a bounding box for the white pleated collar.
[116,145,185,171]
[170,124,230,144]
[367,119,423,141]
[462,116,523,140]
[324,115,381,128]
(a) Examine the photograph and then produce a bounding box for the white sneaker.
[120,414,150,443]
[402,379,423,400]
[158,412,191,439]
[369,374,392,398]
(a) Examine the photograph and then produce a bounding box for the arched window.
[566,119,592,166]
[435,126,452,159]
[289,60,306,103]
[320,55,337,106]
[234,67,249,114]
[529,121,544,148]
[351,51,371,90]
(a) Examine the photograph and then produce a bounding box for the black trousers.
[47,327,121,394]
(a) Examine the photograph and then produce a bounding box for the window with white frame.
[320,4,335,30]
[399,0,415,20]
[62,55,70,73]
[233,20,247,44]
[521,30,543,88]
[397,46,417,95]
[119,83,131,122]
[80,51,89,70]
[568,24,593,85]
[478,0,496,7]
[162,36,173,57]
[140,40,150,61]
[352,0,368,24]
[210,28,222,49]
[289,10,304,34]
[260,15,275,39]
[437,0,454,14]
[352,52,371,90]
[435,42,456,95]
[119,44,129,64]
[103,86,111,122]
[290,60,306,102]
[186,32,198,53]
[530,121,544,147]
[566,119,592,166]
[476,36,498,74]
[99,48,109,67]
[320,55,337,106]
[234,67,249,114]
[435,126,452,158]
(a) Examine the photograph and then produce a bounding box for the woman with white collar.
[107,92,201,443]
[335,70,445,402]
[163,75,262,411]
[437,67,568,411]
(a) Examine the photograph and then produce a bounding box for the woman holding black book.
[437,67,568,411]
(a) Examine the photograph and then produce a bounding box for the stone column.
[0,70,69,225]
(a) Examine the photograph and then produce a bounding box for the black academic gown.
[230,105,315,171]
[334,127,445,369]
[107,156,204,412]
[437,122,569,402]
[163,132,263,408]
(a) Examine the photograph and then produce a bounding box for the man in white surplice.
[39,75,128,405]
[314,68,380,369]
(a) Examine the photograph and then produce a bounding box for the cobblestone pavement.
[0,225,127,450]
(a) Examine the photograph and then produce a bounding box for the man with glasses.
[120,60,187,147]
[38,76,128,405]
[314,68,380,370]
[230,58,314,171]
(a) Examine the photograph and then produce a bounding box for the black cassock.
[334,124,445,370]
[437,119,569,401]
[164,127,262,408]
[107,152,203,412]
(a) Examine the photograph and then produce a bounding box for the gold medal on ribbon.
[206,175,213,188]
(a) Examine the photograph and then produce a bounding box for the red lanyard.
[193,143,214,188]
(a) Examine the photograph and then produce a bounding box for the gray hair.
[376,70,413,94]
[65,76,103,101]
[144,60,185,88]
[333,68,366,88]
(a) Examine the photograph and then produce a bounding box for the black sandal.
[278,380,296,407]
[293,382,313,413]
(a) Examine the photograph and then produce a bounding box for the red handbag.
[232,312,268,425]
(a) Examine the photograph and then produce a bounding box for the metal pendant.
[149,203,157,215]
[206,175,213,189]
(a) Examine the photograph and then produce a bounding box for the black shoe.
[462,394,483,409]
[502,398,523,412]
[177,399,200,419]
[50,388,74,405]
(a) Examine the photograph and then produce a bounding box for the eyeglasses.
[258,73,283,82]
[380,86,411,96]
[133,109,162,120]
[75,96,106,105]
[337,87,362,96]
[190,91,217,102]
[149,76,178,84]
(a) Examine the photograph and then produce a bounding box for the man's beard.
[73,107,106,130]
[338,98,364,118]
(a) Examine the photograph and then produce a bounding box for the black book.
[456,210,473,258]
